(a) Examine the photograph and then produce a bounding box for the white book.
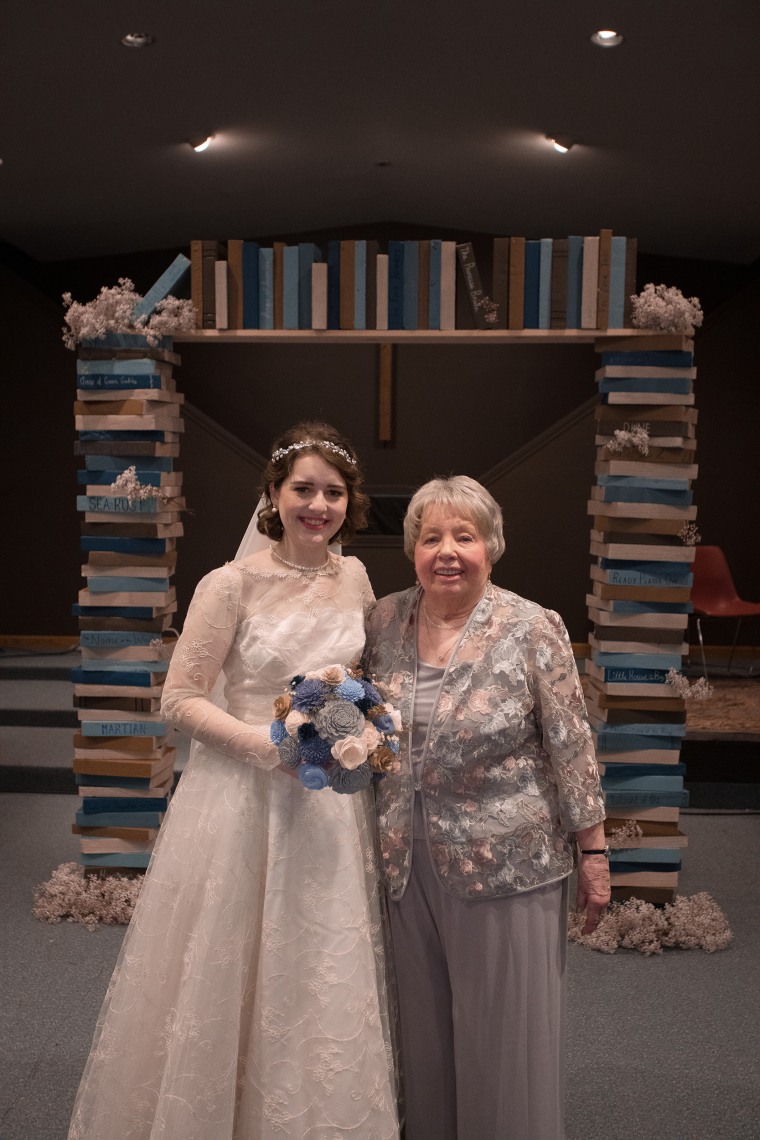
[587,498,697,520]
[606,806,680,822]
[596,365,697,381]
[215,260,229,329]
[587,606,689,629]
[596,750,683,767]
[580,236,599,328]
[376,254,389,330]
[604,391,695,406]
[79,838,156,854]
[594,461,698,480]
[440,241,457,330]
[609,871,680,889]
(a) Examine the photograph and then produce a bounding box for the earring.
[272,505,279,514]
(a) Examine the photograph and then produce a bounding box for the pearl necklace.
[269,545,330,573]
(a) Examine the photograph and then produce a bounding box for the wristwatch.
[580,845,610,857]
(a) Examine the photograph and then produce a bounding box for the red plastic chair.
[691,546,760,676]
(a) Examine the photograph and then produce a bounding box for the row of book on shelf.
[583,335,697,902]
[191,229,637,333]
[72,330,184,871]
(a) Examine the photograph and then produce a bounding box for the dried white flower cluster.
[110,465,170,505]
[33,862,142,930]
[679,522,702,546]
[630,283,704,334]
[608,819,644,848]
[568,892,733,955]
[607,425,650,456]
[666,668,714,701]
[62,277,196,349]
[149,637,175,660]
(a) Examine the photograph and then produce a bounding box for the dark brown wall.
[2,250,758,644]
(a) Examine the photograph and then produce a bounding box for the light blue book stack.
[586,340,699,901]
[71,258,188,870]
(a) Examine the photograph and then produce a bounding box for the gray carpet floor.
[1,794,758,1140]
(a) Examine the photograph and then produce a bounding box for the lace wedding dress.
[69,551,399,1140]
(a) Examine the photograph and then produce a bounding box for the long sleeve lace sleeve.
[529,609,606,831]
[160,565,279,770]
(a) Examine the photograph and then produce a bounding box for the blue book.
[258,248,274,329]
[84,455,173,472]
[596,667,669,684]
[599,476,691,491]
[132,253,191,321]
[566,236,584,328]
[71,668,160,687]
[428,239,442,330]
[353,241,367,330]
[523,241,541,328]
[596,487,693,507]
[608,237,626,328]
[537,238,552,329]
[80,720,169,737]
[593,722,688,739]
[77,359,164,376]
[79,658,169,673]
[85,577,170,594]
[75,811,164,828]
[282,246,299,329]
[604,790,689,808]
[327,241,341,329]
[600,601,693,615]
[297,243,322,329]
[591,652,684,671]
[80,536,171,555]
[77,495,168,515]
[601,350,694,367]
[596,733,683,752]
[79,630,157,648]
[79,853,153,869]
[77,373,165,391]
[81,796,168,813]
[73,605,170,620]
[75,772,164,789]
[600,558,693,582]
[387,242,405,330]
[609,851,682,870]
[402,242,419,330]
[599,377,693,395]
[601,568,693,588]
[78,431,172,442]
[242,241,260,328]
[82,333,171,351]
[602,774,684,792]
[603,762,686,778]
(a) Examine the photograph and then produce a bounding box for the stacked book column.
[585,332,697,903]
[71,333,184,872]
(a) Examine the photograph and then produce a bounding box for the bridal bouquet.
[270,665,402,793]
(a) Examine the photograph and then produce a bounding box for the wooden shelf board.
[174,329,694,349]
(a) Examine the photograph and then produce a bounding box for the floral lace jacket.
[363,584,605,901]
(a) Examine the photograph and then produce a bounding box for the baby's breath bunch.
[607,425,650,456]
[630,283,703,334]
[666,668,713,701]
[110,465,171,506]
[62,277,195,349]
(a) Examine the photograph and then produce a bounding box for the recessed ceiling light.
[591,29,623,47]
[547,135,574,153]
[188,136,214,153]
[121,32,156,49]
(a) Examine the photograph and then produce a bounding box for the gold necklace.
[269,545,330,573]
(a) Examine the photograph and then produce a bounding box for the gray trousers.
[388,797,567,1140]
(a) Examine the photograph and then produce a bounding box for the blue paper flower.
[270,720,288,745]
[328,762,373,794]
[372,714,395,734]
[292,679,328,712]
[386,736,400,754]
[335,678,364,702]
[299,733,333,766]
[299,763,329,790]
[360,678,383,706]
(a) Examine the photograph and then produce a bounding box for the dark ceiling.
[3,1,759,265]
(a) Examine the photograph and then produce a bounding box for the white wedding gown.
[69,551,399,1140]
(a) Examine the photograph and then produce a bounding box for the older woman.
[363,476,609,1140]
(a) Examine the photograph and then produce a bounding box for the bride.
[69,422,400,1140]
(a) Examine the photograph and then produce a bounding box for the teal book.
[297,243,321,329]
[428,239,442,330]
[77,495,170,514]
[523,241,540,328]
[80,720,169,737]
[608,237,627,328]
[602,774,684,792]
[566,236,583,328]
[86,578,171,594]
[402,242,418,330]
[79,852,153,869]
[604,789,689,808]
[591,721,688,738]
[596,733,682,752]
[597,601,692,615]
[537,238,552,329]
[84,455,173,472]
[72,604,170,620]
[77,359,164,376]
[282,246,299,329]
[77,373,165,391]
[601,350,693,367]
[599,567,693,587]
[81,333,172,351]
[609,851,682,870]
[242,241,260,328]
[79,658,169,673]
[595,487,693,507]
[80,536,171,555]
[598,476,691,491]
[258,248,274,329]
[600,559,693,584]
[599,377,693,394]
[591,651,683,670]
[75,811,164,828]
[79,630,157,648]
[327,240,341,329]
[132,253,191,321]
[596,666,669,683]
[71,668,161,687]
[353,241,367,330]
[81,795,168,813]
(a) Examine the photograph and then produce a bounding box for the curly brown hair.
[256,422,370,544]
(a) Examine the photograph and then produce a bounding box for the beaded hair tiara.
[270,440,357,466]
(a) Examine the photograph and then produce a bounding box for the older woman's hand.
[576,855,612,934]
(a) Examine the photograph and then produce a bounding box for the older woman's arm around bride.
[363,475,609,1140]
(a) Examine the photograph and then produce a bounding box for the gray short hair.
[403,476,505,563]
